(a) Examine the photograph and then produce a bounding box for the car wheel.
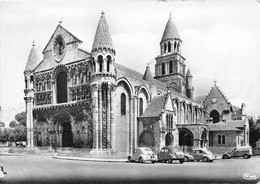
[209,160,213,162]
[202,157,208,162]
[139,157,144,163]
[243,154,249,159]
[222,155,229,159]
[167,159,173,163]
[184,156,189,162]
[179,159,184,164]
[128,156,132,162]
[151,161,156,164]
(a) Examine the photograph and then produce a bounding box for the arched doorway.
[165,132,174,146]
[179,128,194,152]
[210,110,220,123]
[62,122,73,147]
[57,71,68,103]
[139,131,155,147]
[201,129,207,148]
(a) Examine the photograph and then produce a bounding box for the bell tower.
[90,11,116,152]
[154,14,186,95]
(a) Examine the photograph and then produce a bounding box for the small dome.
[161,14,181,43]
[25,41,40,73]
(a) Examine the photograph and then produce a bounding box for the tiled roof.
[140,96,166,118]
[92,11,114,52]
[208,120,246,131]
[25,43,40,73]
[161,15,181,43]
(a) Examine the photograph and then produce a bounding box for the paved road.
[0,155,260,184]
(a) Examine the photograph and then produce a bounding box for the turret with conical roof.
[154,14,186,96]
[143,65,153,82]
[24,41,40,77]
[91,11,115,79]
[186,69,194,99]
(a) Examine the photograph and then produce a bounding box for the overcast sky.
[0,0,260,124]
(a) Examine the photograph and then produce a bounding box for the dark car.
[222,147,252,159]
[157,147,185,164]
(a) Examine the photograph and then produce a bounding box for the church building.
[24,12,246,157]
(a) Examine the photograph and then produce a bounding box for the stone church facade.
[24,12,247,157]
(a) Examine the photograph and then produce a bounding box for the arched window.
[168,42,171,52]
[218,135,221,144]
[121,93,126,115]
[162,63,165,75]
[107,55,111,72]
[93,60,96,72]
[222,135,225,144]
[169,61,173,73]
[164,43,167,53]
[57,71,68,103]
[139,98,143,116]
[98,55,103,72]
[174,41,177,51]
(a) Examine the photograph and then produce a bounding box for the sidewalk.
[53,155,128,162]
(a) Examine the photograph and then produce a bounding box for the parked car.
[183,153,195,162]
[128,147,157,163]
[189,148,216,162]
[157,147,185,164]
[252,147,260,156]
[222,146,252,159]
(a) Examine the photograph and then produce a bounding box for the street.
[0,155,260,184]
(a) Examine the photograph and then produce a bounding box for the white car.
[128,147,157,163]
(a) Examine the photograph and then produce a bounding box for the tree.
[9,120,18,128]
[249,118,260,147]
[15,111,26,126]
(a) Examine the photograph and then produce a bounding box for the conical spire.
[186,69,192,77]
[143,65,153,81]
[161,14,181,43]
[92,11,114,52]
[24,41,39,74]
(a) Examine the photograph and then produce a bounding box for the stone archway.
[62,121,73,147]
[165,132,174,146]
[139,131,155,147]
[210,110,220,123]
[201,129,207,148]
[179,128,194,152]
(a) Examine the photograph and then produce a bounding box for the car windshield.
[144,149,153,154]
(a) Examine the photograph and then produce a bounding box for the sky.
[0,0,260,125]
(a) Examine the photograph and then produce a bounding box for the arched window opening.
[165,133,174,146]
[177,42,180,52]
[139,98,143,116]
[169,61,173,73]
[57,71,68,103]
[164,43,167,53]
[98,55,103,72]
[168,42,171,52]
[30,75,34,83]
[93,60,96,72]
[121,93,126,115]
[218,135,221,144]
[162,63,165,75]
[222,135,225,144]
[174,41,177,51]
[210,110,220,123]
[107,55,111,72]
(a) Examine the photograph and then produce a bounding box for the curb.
[53,156,128,163]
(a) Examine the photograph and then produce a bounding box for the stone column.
[98,85,102,149]
[129,97,133,154]
[25,96,34,147]
[110,85,117,150]
[107,86,111,148]
[91,83,99,149]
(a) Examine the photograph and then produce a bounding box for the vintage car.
[184,153,195,162]
[157,147,185,164]
[128,147,157,163]
[189,148,216,162]
[222,146,252,159]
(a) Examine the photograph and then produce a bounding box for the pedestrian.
[0,166,7,184]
